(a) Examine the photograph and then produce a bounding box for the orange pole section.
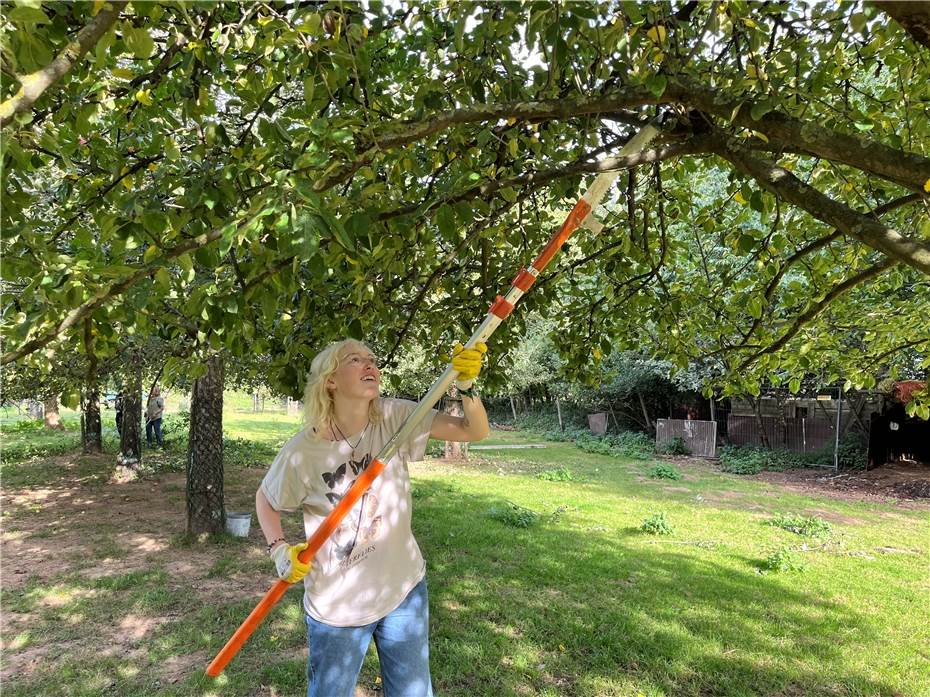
[205,458,386,678]
[531,199,592,272]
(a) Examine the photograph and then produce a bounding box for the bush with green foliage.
[607,431,655,460]
[657,436,690,456]
[720,433,868,474]
[760,547,806,573]
[161,411,191,445]
[640,512,673,535]
[0,417,83,464]
[719,445,771,474]
[537,466,574,482]
[648,462,683,480]
[766,514,833,538]
[487,502,540,528]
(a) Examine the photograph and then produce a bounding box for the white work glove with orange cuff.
[270,541,312,583]
[451,342,488,391]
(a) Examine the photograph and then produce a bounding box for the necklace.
[331,419,369,455]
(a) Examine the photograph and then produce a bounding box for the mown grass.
[1,401,927,696]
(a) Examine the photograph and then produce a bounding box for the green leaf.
[737,233,756,254]
[124,27,156,59]
[435,204,456,239]
[154,267,172,289]
[303,77,316,107]
[645,74,667,99]
[345,212,371,239]
[61,389,81,410]
[789,377,801,394]
[750,100,773,121]
[499,186,518,203]
[622,2,643,23]
[9,6,51,24]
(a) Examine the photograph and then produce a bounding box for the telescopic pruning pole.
[205,116,663,678]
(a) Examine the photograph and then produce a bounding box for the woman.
[256,339,490,697]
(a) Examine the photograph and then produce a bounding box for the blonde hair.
[303,339,382,439]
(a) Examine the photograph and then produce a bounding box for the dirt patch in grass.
[0,452,317,692]
[753,462,930,506]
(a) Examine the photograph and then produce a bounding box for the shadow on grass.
[0,457,913,697]
[411,480,897,697]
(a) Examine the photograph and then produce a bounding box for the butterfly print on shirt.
[321,454,372,505]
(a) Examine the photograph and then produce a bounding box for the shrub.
[835,432,868,469]
[766,514,833,538]
[487,502,540,528]
[0,433,82,463]
[648,462,682,480]
[760,546,805,573]
[610,431,655,459]
[657,436,690,456]
[537,466,574,482]
[719,445,771,474]
[161,411,191,444]
[640,512,673,535]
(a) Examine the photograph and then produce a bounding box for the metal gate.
[656,418,717,457]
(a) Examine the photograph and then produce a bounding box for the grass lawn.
[1,408,927,696]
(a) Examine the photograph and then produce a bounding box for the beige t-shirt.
[260,397,436,626]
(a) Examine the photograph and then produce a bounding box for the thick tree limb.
[763,193,920,302]
[311,80,930,195]
[709,136,930,275]
[739,258,897,370]
[311,90,655,192]
[377,138,710,221]
[873,1,930,48]
[665,78,930,193]
[0,1,128,128]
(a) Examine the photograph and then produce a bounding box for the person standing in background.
[145,386,165,448]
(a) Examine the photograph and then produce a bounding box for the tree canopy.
[2,1,928,414]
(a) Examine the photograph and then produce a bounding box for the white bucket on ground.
[225,511,252,537]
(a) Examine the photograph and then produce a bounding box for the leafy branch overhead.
[1,1,928,405]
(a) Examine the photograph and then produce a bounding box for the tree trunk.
[637,391,654,433]
[119,364,142,465]
[443,391,468,461]
[28,400,43,420]
[44,395,64,430]
[187,354,225,535]
[82,319,102,452]
[749,396,771,449]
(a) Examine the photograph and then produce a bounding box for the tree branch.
[667,77,930,192]
[0,1,128,128]
[708,135,930,275]
[377,138,709,222]
[739,258,897,370]
[873,1,930,48]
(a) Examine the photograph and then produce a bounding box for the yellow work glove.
[451,342,488,391]
[270,541,312,583]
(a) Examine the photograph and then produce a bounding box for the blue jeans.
[304,577,433,697]
[146,417,163,447]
